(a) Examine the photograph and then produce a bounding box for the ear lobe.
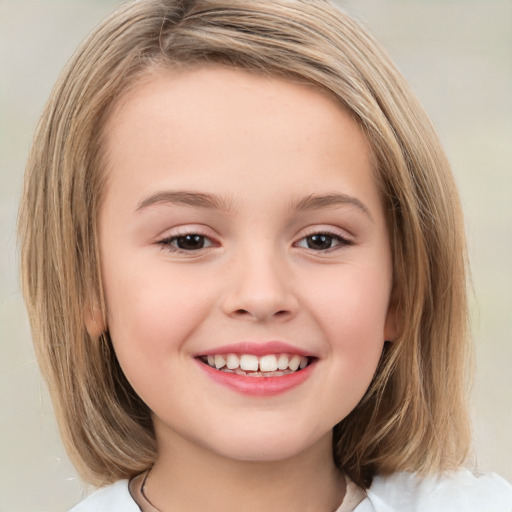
[84,301,106,338]
[384,310,400,342]
[384,290,402,342]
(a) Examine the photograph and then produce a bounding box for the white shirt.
[69,469,512,512]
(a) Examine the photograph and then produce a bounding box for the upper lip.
[196,341,314,358]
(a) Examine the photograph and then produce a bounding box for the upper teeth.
[205,353,308,373]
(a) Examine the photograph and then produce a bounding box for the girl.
[18,1,512,510]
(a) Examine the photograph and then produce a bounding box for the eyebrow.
[136,191,232,212]
[136,190,373,221]
[294,193,373,221]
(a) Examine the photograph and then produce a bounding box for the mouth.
[194,341,317,396]
[198,353,312,378]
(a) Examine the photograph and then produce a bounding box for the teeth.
[277,354,289,370]
[240,354,259,371]
[214,355,226,369]
[203,353,309,374]
[259,355,278,372]
[288,355,301,371]
[226,353,239,370]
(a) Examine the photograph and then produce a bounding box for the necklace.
[138,467,162,512]
[135,466,362,512]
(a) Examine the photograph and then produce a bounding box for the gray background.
[1,1,511,510]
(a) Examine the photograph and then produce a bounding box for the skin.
[89,65,397,512]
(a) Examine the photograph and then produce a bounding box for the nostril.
[231,308,291,321]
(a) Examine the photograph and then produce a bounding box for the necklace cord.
[140,466,162,512]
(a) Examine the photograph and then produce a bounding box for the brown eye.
[174,234,208,250]
[159,233,215,252]
[295,232,352,251]
[305,234,336,250]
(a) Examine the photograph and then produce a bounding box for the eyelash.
[157,229,353,254]
[294,230,354,252]
[157,230,217,254]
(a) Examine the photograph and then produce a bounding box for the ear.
[384,288,402,342]
[84,300,106,338]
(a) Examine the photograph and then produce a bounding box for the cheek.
[306,263,391,364]
[311,268,390,421]
[103,269,213,380]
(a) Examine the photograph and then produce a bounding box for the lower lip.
[195,359,315,397]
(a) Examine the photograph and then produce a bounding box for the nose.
[221,249,299,323]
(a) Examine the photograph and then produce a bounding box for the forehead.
[100,64,382,219]
[105,64,353,144]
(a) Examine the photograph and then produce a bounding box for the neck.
[144,428,345,512]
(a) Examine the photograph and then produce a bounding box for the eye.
[158,233,215,252]
[295,232,352,251]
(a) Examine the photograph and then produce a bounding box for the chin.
[203,428,329,464]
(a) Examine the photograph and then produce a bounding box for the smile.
[195,342,316,396]
[200,353,310,377]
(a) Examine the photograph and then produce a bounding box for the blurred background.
[1,1,510,510]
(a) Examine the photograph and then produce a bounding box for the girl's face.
[95,65,396,463]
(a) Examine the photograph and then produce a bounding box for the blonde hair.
[19,0,472,488]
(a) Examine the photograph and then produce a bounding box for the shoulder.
[359,469,512,512]
[69,479,140,512]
